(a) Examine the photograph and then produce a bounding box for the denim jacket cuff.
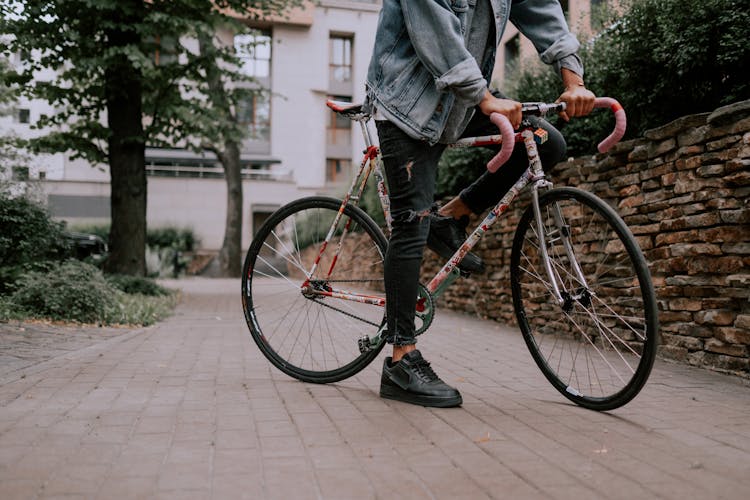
[435,58,486,102]
[556,53,584,79]
[539,34,581,66]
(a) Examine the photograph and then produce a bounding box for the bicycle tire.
[510,187,659,411]
[242,196,388,383]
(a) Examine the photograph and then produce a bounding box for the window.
[330,35,353,83]
[326,158,351,183]
[17,108,30,124]
[327,95,351,146]
[235,30,272,78]
[236,92,271,141]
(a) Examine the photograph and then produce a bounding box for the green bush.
[5,260,177,325]
[507,0,749,155]
[595,0,749,136]
[101,292,178,326]
[0,193,71,291]
[70,224,196,252]
[9,260,119,323]
[0,295,24,322]
[106,274,170,296]
[358,179,387,228]
[436,147,495,200]
[147,227,195,252]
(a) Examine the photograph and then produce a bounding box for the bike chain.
[308,278,384,327]
[309,297,381,327]
[307,280,434,337]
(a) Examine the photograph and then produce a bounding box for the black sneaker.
[380,350,462,407]
[426,214,485,273]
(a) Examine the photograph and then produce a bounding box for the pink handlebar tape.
[484,97,627,172]
[594,97,627,153]
[486,112,516,173]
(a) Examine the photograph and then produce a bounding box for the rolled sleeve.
[511,0,583,75]
[539,35,581,66]
[556,53,584,78]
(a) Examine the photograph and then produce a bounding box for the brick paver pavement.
[1,277,748,499]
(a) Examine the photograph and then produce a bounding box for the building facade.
[2,0,381,252]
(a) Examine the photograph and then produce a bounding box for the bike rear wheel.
[511,187,659,411]
[242,196,388,383]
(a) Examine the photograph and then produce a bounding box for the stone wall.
[420,100,750,377]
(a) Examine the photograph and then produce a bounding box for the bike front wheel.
[511,187,659,411]
[242,196,388,383]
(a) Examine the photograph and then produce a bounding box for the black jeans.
[375,112,566,346]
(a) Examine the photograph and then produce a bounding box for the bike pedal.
[358,336,372,353]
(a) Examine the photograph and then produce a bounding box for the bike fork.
[530,183,591,306]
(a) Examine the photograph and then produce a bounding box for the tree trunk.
[104,8,147,276]
[198,32,244,277]
[217,144,243,277]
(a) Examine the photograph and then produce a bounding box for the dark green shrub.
[10,260,119,323]
[507,0,750,155]
[436,147,495,200]
[106,274,170,296]
[0,193,71,291]
[594,0,749,136]
[358,179,387,228]
[70,225,196,252]
[147,227,195,252]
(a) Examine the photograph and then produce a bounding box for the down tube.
[426,168,534,295]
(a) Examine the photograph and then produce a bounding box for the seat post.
[359,119,374,149]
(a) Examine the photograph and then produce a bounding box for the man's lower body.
[374,112,566,407]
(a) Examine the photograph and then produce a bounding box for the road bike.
[242,97,659,411]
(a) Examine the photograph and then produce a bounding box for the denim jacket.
[365,0,582,144]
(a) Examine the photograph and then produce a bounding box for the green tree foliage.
[0,0,301,275]
[508,0,750,156]
[594,0,749,137]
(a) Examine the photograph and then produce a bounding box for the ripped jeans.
[375,112,566,346]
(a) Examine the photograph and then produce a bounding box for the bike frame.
[303,100,621,344]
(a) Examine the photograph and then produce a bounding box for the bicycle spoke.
[242,197,387,382]
[512,188,658,410]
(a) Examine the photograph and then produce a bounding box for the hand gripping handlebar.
[485,97,627,173]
